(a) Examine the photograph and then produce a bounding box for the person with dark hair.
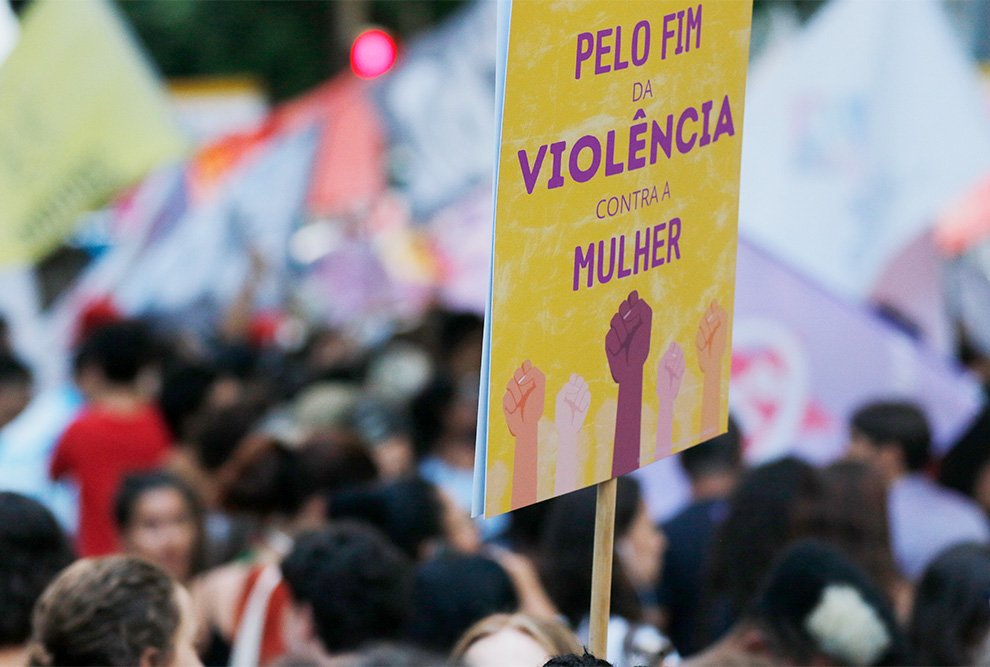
[543,652,613,667]
[50,320,172,557]
[0,492,75,666]
[790,461,911,621]
[115,471,205,584]
[686,540,912,667]
[27,555,201,667]
[278,523,414,663]
[847,400,989,579]
[697,456,816,647]
[538,477,674,667]
[406,552,519,652]
[657,418,742,655]
[0,352,31,428]
[909,542,990,665]
[327,477,444,561]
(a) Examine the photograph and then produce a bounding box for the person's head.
[328,477,444,561]
[73,320,155,395]
[910,542,990,665]
[280,523,413,658]
[847,401,931,481]
[406,553,519,652]
[451,613,583,667]
[28,556,200,667]
[0,493,75,650]
[542,652,613,667]
[790,460,900,597]
[689,541,910,667]
[700,456,816,644]
[539,476,660,626]
[0,353,31,428]
[680,416,742,500]
[115,471,204,583]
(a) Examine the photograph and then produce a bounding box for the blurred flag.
[0,0,16,71]
[739,0,990,301]
[638,238,986,522]
[0,0,187,264]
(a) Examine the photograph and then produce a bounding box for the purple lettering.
[628,122,647,170]
[605,130,624,176]
[614,25,629,71]
[652,223,667,267]
[632,21,650,65]
[634,228,650,274]
[569,135,601,184]
[576,33,593,79]
[574,243,595,290]
[699,100,713,146]
[686,5,702,51]
[713,95,735,142]
[667,217,681,262]
[518,146,547,195]
[595,28,612,75]
[651,115,674,162]
[548,141,567,189]
[598,238,617,284]
[677,107,698,154]
[662,13,677,59]
[617,235,631,278]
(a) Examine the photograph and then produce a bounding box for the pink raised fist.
[606,290,653,385]
[657,341,685,403]
[555,373,591,438]
[696,300,728,376]
[503,360,546,438]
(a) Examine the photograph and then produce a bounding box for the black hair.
[73,320,154,385]
[405,553,518,651]
[157,362,217,442]
[543,651,613,667]
[910,542,990,665]
[680,415,742,481]
[281,523,413,653]
[538,476,644,627]
[410,375,456,460]
[850,401,931,472]
[192,402,262,472]
[0,493,75,647]
[0,353,31,386]
[698,456,816,646]
[749,539,911,666]
[328,477,443,561]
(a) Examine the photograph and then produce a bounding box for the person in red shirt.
[50,320,171,557]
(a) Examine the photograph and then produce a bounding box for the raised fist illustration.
[606,291,653,385]
[503,359,546,438]
[555,373,591,439]
[696,300,727,376]
[657,341,685,404]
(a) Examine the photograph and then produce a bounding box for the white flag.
[739,0,990,299]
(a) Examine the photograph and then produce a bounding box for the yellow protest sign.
[0,0,187,263]
[479,0,752,517]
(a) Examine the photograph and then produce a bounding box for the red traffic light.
[351,29,397,79]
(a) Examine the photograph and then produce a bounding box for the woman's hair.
[909,542,990,665]
[28,556,180,667]
[114,470,207,578]
[790,460,900,597]
[698,456,816,645]
[538,475,644,627]
[450,613,583,663]
[0,492,75,648]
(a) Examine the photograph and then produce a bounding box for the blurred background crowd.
[4,0,990,666]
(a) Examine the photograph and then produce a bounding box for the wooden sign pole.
[588,476,617,658]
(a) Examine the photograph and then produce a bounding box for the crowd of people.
[2,299,990,667]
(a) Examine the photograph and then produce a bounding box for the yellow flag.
[0,0,188,263]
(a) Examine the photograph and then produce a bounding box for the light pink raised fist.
[657,341,685,403]
[503,359,546,437]
[555,373,591,438]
